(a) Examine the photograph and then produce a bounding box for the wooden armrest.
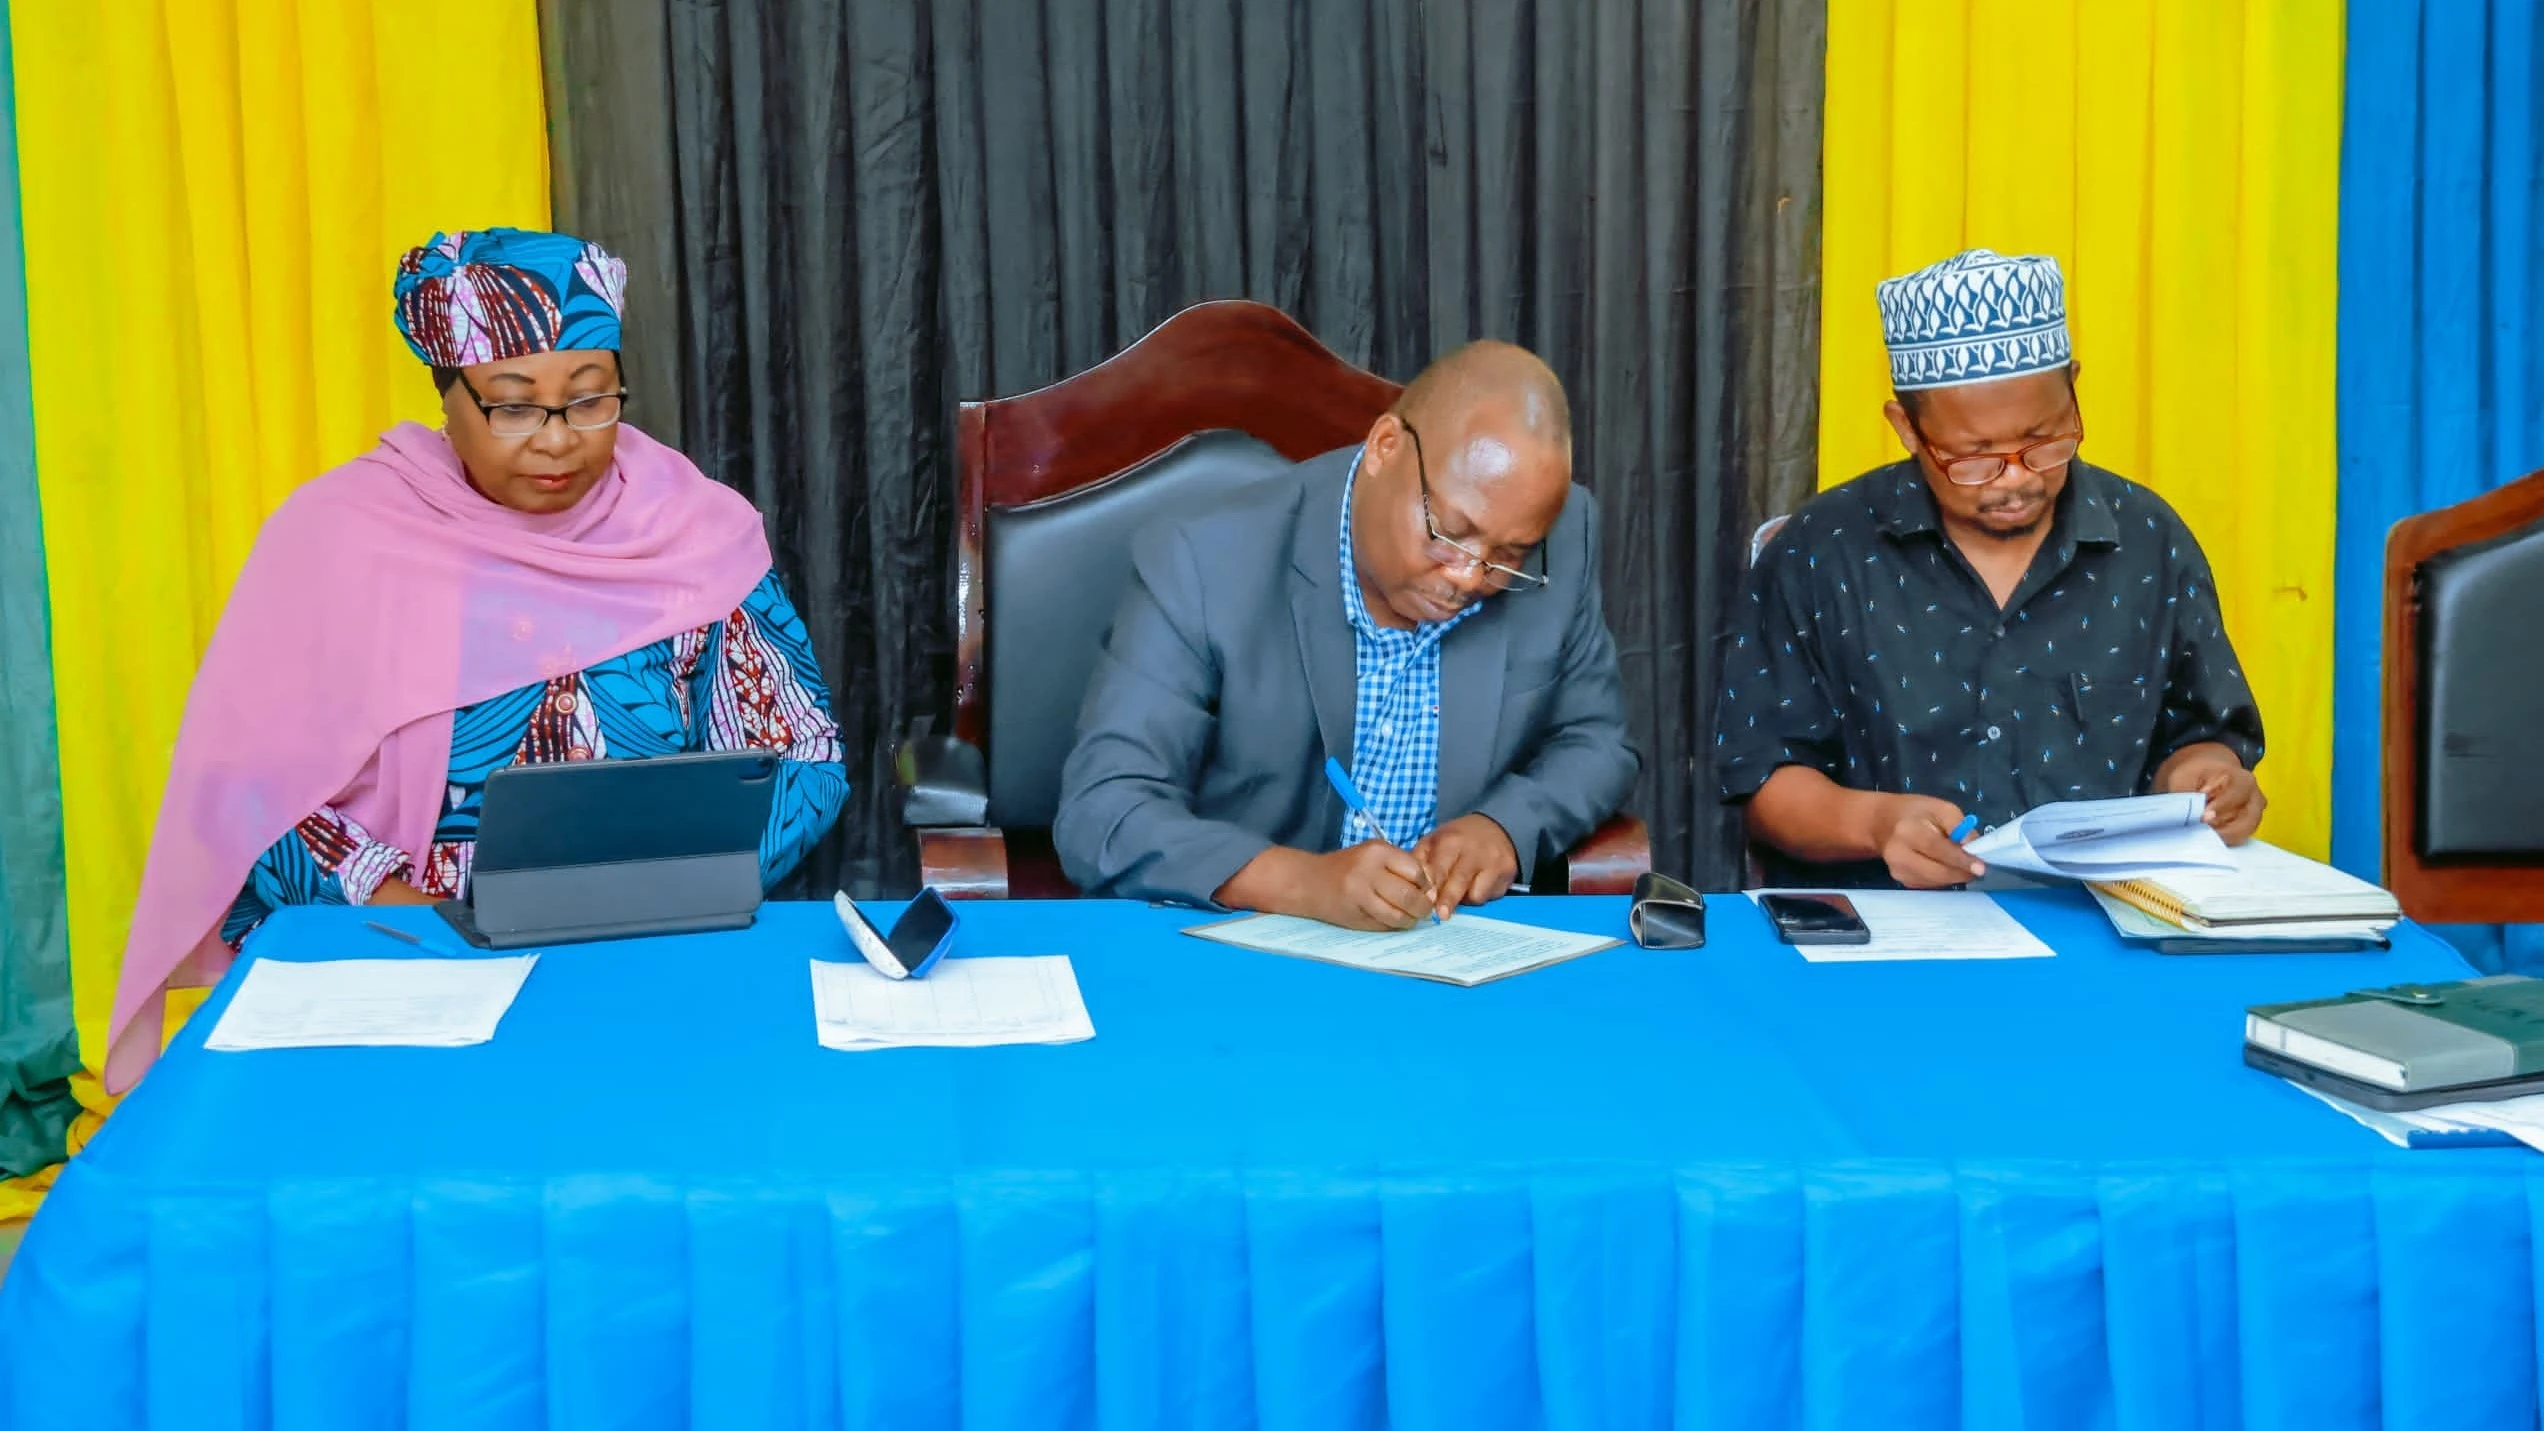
[1555,813,1651,895]
[914,827,1082,900]
[917,828,1011,899]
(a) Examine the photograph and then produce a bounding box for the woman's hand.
[367,877,437,907]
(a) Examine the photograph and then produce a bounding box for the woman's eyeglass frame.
[456,370,630,440]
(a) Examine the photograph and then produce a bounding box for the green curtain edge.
[0,0,86,1184]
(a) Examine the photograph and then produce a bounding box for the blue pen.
[1324,757,1442,923]
[366,920,458,957]
[1948,813,1980,844]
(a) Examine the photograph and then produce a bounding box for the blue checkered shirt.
[1337,456,1478,846]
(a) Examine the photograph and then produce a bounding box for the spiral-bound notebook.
[2091,840,2400,930]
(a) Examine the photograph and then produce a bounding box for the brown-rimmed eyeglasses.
[1907,395,2084,486]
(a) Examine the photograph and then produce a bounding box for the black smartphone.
[1759,892,1872,946]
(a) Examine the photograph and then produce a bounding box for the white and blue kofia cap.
[1876,248,2072,391]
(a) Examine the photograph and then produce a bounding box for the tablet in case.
[2245,1041,2544,1112]
[436,751,778,949]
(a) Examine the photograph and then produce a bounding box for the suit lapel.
[1435,602,1508,816]
[1288,449,1360,772]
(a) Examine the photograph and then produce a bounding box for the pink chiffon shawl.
[105,422,772,1090]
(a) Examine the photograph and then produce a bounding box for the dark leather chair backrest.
[2384,466,2544,924]
[2415,514,2544,857]
[983,431,1296,827]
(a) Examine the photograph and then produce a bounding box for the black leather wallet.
[1629,872,1707,949]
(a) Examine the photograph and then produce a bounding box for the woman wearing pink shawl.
[105,228,847,1091]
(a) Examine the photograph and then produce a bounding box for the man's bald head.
[1395,340,1572,466]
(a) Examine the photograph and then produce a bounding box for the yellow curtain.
[11,0,550,1070]
[1819,0,2344,858]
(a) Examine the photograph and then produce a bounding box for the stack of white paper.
[1968,793,2235,881]
[809,955,1094,1051]
[205,955,539,1051]
[1752,890,2057,963]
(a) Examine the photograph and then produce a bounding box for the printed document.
[1183,912,1618,985]
[1752,890,2055,963]
[1967,793,2235,881]
[205,955,539,1051]
[810,954,1094,1050]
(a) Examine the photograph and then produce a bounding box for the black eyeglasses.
[456,370,629,440]
[1400,420,1549,592]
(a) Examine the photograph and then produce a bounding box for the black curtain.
[541,0,1824,895]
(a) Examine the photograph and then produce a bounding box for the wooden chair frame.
[2383,466,2544,923]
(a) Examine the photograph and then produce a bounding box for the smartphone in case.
[1758,892,1872,946]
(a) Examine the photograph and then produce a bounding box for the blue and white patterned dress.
[222,569,847,942]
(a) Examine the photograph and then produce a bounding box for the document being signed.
[1183,912,1618,986]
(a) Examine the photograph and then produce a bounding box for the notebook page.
[2137,841,2399,918]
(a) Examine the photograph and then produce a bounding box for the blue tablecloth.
[2,893,2532,1430]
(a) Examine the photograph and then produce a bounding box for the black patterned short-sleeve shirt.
[1715,459,2265,887]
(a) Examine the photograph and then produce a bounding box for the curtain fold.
[10,0,551,1070]
[545,0,1827,893]
[0,0,79,1190]
[1819,0,2345,858]
[2332,0,2544,972]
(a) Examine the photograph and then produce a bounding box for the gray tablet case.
[2244,1042,2544,1113]
[436,751,778,949]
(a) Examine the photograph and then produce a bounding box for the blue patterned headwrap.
[1876,248,2072,391]
[392,228,627,368]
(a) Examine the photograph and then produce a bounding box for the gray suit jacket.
[1053,445,1639,905]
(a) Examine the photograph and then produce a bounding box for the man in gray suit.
[1054,341,1637,929]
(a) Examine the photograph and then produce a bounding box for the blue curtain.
[2334,0,2544,972]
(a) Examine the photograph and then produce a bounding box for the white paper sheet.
[1752,890,2055,963]
[204,955,539,1051]
[2286,1083,2510,1148]
[809,955,1094,1051]
[2393,1091,2544,1152]
[1182,912,1618,985]
[1966,793,2236,881]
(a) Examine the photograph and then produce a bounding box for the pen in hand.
[1946,812,1987,878]
[1323,757,1442,925]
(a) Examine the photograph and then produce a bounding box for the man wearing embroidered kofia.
[1714,248,2267,890]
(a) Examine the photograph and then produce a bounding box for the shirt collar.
[1870,457,2122,549]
